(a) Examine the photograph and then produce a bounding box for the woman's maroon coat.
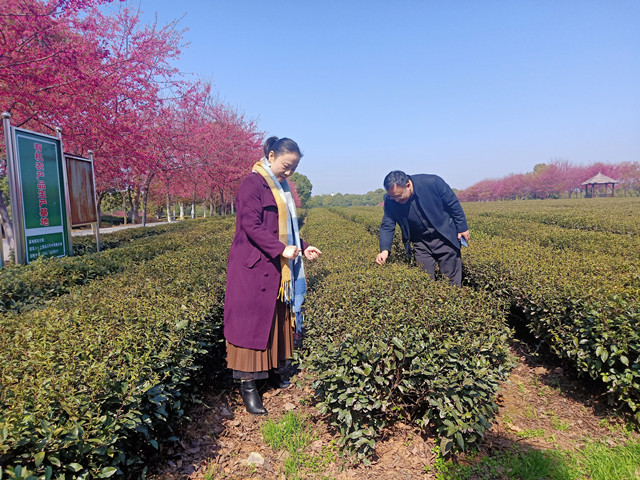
[224,173,308,350]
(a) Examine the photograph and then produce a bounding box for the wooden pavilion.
[581,173,619,198]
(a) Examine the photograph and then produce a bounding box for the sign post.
[2,112,24,263]
[0,213,4,268]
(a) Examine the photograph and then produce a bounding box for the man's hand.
[376,250,389,265]
[457,230,470,243]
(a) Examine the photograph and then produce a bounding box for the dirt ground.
[147,340,637,480]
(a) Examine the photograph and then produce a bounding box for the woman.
[224,136,322,415]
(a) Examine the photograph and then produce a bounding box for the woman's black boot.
[240,380,267,415]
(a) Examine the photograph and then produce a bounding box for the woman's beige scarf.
[252,160,292,302]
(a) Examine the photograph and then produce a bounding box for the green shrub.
[0,217,234,478]
[461,198,640,421]
[71,218,200,256]
[298,209,513,461]
[0,219,216,313]
[325,201,640,424]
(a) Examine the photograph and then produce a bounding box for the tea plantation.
[0,197,638,478]
[325,197,639,426]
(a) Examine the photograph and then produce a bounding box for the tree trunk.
[0,194,15,253]
[208,192,214,216]
[131,188,141,224]
[218,187,226,215]
[165,180,172,223]
[141,175,154,227]
[179,202,184,220]
[122,190,128,225]
[141,188,148,227]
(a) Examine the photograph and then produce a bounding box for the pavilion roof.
[581,172,619,185]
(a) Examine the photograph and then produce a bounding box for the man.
[376,171,470,286]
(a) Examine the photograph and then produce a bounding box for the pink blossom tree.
[459,160,640,201]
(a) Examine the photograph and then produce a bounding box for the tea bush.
[462,218,640,420]
[298,209,513,460]
[0,219,214,313]
[332,201,640,422]
[464,197,640,235]
[71,218,208,255]
[0,217,234,478]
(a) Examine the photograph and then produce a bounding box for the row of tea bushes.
[299,209,514,460]
[463,197,640,235]
[339,203,640,421]
[0,219,215,313]
[326,207,408,262]
[70,219,203,256]
[464,214,640,259]
[0,217,234,478]
[461,226,640,421]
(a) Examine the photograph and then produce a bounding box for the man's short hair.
[383,171,410,191]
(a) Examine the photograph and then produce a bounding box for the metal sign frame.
[2,114,73,263]
[65,152,101,251]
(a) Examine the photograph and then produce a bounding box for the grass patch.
[516,428,546,439]
[434,437,640,480]
[549,413,570,432]
[261,411,337,480]
[575,439,640,480]
[435,447,578,480]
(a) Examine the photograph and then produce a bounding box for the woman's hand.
[303,246,322,261]
[282,245,301,259]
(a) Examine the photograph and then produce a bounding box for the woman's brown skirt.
[226,300,293,379]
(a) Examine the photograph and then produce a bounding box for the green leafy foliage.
[461,198,640,421]
[0,217,234,478]
[327,200,640,423]
[297,208,514,461]
[0,219,215,313]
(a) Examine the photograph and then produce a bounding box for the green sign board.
[13,129,70,262]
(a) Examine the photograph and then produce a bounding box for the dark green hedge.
[71,219,202,256]
[0,219,212,313]
[462,223,640,421]
[0,217,234,478]
[298,209,513,460]
[325,201,640,423]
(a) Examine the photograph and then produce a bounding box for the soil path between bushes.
[148,340,637,479]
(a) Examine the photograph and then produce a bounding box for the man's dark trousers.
[413,235,462,286]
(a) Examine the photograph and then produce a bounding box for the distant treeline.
[305,160,640,207]
[458,160,640,202]
[307,189,386,208]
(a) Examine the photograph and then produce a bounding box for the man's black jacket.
[379,174,469,257]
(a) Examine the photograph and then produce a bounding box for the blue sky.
[108,0,640,195]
